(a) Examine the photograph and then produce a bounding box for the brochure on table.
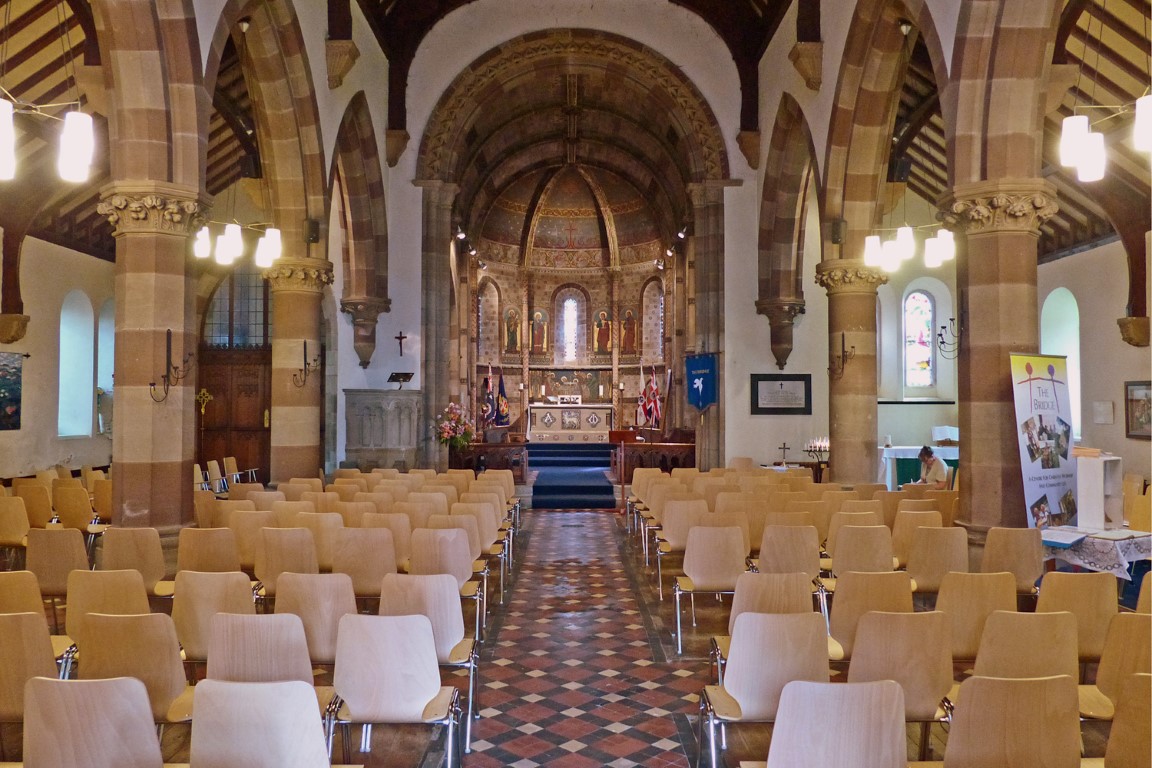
[1010,354,1076,529]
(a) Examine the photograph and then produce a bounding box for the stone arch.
[476,276,502,364]
[333,92,390,368]
[757,93,821,369]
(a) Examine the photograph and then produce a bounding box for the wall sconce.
[828,332,855,381]
[937,317,963,359]
[149,329,194,403]
[292,340,322,388]
[517,382,524,391]
[618,381,625,391]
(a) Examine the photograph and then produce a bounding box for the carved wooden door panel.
[197,349,271,484]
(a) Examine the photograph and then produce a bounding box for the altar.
[528,402,614,443]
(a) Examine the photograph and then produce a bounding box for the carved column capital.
[687,180,730,207]
[938,179,1058,235]
[814,260,888,295]
[96,182,207,237]
[756,299,805,324]
[414,180,460,209]
[263,260,335,293]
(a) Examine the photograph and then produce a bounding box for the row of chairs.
[194,457,257,495]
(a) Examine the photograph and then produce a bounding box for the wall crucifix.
[395,332,407,356]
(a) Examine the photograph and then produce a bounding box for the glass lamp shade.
[0,99,15,180]
[1134,94,1152,153]
[1076,131,1106,182]
[57,111,94,182]
[880,239,902,273]
[937,229,955,261]
[215,223,243,265]
[896,225,916,261]
[1059,115,1089,167]
[923,236,943,268]
[863,235,882,267]
[193,226,213,259]
[253,228,282,267]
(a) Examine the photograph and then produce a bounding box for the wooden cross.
[395,332,407,356]
[778,442,790,463]
[564,220,578,248]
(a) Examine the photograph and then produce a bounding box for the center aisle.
[469,510,706,767]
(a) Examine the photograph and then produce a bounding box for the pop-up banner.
[1009,354,1076,528]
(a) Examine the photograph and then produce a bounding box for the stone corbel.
[1046,64,1079,115]
[789,41,823,91]
[755,299,805,369]
[1117,316,1150,347]
[341,296,392,368]
[0,314,29,344]
[386,130,410,168]
[326,39,360,89]
[737,131,760,170]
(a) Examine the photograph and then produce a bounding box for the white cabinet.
[1075,455,1123,529]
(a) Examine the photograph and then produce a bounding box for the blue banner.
[685,354,718,412]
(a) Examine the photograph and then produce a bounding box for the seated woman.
[914,445,948,489]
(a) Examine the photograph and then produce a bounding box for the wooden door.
[197,349,271,484]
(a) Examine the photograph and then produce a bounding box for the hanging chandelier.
[863,226,955,273]
[193,222,282,267]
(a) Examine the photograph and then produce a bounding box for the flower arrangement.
[436,402,475,450]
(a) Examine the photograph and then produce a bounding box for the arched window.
[1041,288,1081,436]
[903,290,934,388]
[562,297,578,361]
[203,264,272,349]
[552,286,586,365]
[641,280,664,363]
[476,280,499,361]
[58,290,94,436]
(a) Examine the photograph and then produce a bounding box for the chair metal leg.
[674,585,683,655]
[690,593,697,626]
[918,721,932,760]
[656,551,664,600]
[464,658,476,752]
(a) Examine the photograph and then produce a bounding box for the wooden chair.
[0,496,30,569]
[850,482,888,501]
[99,526,175,599]
[823,525,896,587]
[276,482,311,502]
[827,570,913,663]
[362,512,412,565]
[331,527,397,609]
[206,612,316,685]
[907,525,968,604]
[205,459,228,495]
[0,612,60,754]
[190,679,333,768]
[935,571,1017,663]
[288,477,324,494]
[672,526,747,654]
[824,509,883,563]
[15,484,55,529]
[696,612,828,768]
[757,680,907,768]
[325,483,361,503]
[192,489,218,527]
[91,478,113,523]
[1083,672,1150,768]
[246,490,285,511]
[295,511,344,572]
[848,611,951,760]
[1079,612,1152,721]
[76,612,195,729]
[1036,570,1118,666]
[353,490,395,515]
[981,526,1044,596]
[908,675,1081,768]
[301,491,339,514]
[227,508,278,573]
[655,499,709,599]
[223,455,258,484]
[328,614,463,766]
[22,676,180,768]
[226,481,264,502]
[0,571,73,665]
[274,572,358,667]
[784,499,832,544]
[873,489,909,529]
[270,500,314,528]
[709,571,813,684]
[333,500,374,528]
[176,527,242,573]
[891,509,942,568]
[408,528,484,642]
[754,524,826,623]
[53,485,108,555]
[171,570,255,677]
[25,528,89,633]
[254,527,320,601]
[1138,577,1150,613]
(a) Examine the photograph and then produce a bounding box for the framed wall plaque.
[1124,380,1151,440]
[751,373,811,415]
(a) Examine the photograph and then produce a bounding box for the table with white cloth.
[878,445,959,489]
[1043,530,1151,579]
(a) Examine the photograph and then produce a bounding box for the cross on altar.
[395,332,407,356]
[778,442,790,463]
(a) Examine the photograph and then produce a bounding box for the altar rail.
[449,442,529,485]
[612,442,696,484]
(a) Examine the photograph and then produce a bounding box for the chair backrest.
[427,513,481,560]
[408,527,473,587]
[172,570,255,661]
[0,612,58,721]
[630,468,665,500]
[906,525,968,593]
[651,487,701,524]
[228,508,279,570]
[288,477,324,493]
[99,527,167,592]
[847,611,952,721]
[274,572,357,664]
[1036,570,1118,662]
[0,570,47,614]
[362,511,413,562]
[784,499,832,542]
[944,675,1081,768]
[354,491,396,516]
[254,527,319,596]
[827,510,883,557]
[193,489,218,527]
[728,571,813,634]
[65,568,151,641]
[77,612,187,720]
[294,511,344,571]
[26,527,89,596]
[372,480,411,502]
[1105,672,1152,768]
[981,527,1043,593]
[724,612,829,721]
[206,460,227,493]
[727,456,755,471]
[762,509,814,528]
[972,610,1079,680]
[300,490,339,514]
[177,527,242,572]
[1138,577,1151,614]
[0,495,31,546]
[757,525,820,581]
[437,472,472,496]
[226,482,264,502]
[190,679,332,768]
[850,482,888,501]
[828,571,913,659]
[873,490,908,528]
[379,572,467,663]
[701,482,742,512]
[207,612,314,683]
[659,499,709,550]
[370,467,401,480]
[830,525,896,576]
[246,490,285,511]
[275,482,310,502]
[484,468,516,499]
[53,486,94,532]
[700,510,752,554]
[460,492,504,526]
[333,500,375,528]
[452,501,499,547]
[682,526,746,592]
[324,483,361,503]
[331,527,397,597]
[407,491,450,518]
[92,478,113,521]
[394,499,437,530]
[765,680,906,768]
[1096,612,1152,707]
[936,571,1017,660]
[16,484,54,528]
[423,483,460,507]
[924,489,959,519]
[269,500,314,527]
[333,614,443,723]
[23,676,165,768]
[891,509,942,567]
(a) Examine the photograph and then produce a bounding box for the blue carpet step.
[531,465,618,510]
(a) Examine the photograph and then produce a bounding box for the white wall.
[0,236,115,477]
[1038,239,1152,482]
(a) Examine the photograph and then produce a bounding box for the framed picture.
[1124,380,1151,440]
[751,373,811,415]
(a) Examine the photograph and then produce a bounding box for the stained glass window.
[903,291,934,388]
[563,297,577,361]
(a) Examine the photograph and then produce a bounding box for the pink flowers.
[436,403,475,449]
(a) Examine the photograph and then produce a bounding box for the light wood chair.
[873,489,909,529]
[756,680,907,768]
[907,525,968,604]
[981,526,1044,596]
[353,490,395,516]
[276,482,312,502]
[891,508,942,568]
[254,527,320,600]
[1036,570,1118,666]
[655,499,709,600]
[206,612,316,685]
[332,527,397,609]
[289,477,324,494]
[295,511,344,572]
[270,500,314,528]
[1079,612,1152,721]
[850,482,888,501]
[246,490,285,511]
[848,611,952,760]
[301,491,340,515]
[371,480,411,503]
[223,455,258,484]
[227,507,278,572]
[0,572,73,666]
[62,568,151,678]
[91,478,113,523]
[52,485,108,555]
[333,500,374,528]
[827,570,913,663]
[99,526,175,599]
[206,459,228,495]
[761,509,814,528]
[362,512,412,564]
[25,528,90,634]
[15,484,55,529]
[176,527,242,573]
[1083,672,1151,768]
[77,612,195,729]
[325,483,361,503]
[0,496,30,569]
[406,491,450,518]
[673,525,747,654]
[22,676,180,768]
[824,509,883,563]
[696,612,828,768]
[0,612,60,748]
[172,570,255,677]
[274,572,358,667]
[328,614,463,766]
[1126,491,1151,532]
[192,489,218,528]
[226,481,264,502]
[408,528,484,642]
[191,679,333,768]
[823,525,897,587]
[709,571,813,684]
[1137,577,1150,613]
[907,675,1081,768]
[784,499,832,545]
[935,571,1017,663]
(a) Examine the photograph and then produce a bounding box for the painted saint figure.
[621,309,637,355]
[531,311,547,354]
[505,308,520,353]
[594,310,611,353]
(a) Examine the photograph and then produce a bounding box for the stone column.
[265,261,332,482]
[940,179,1058,533]
[96,183,204,527]
[688,182,727,469]
[814,260,886,484]
[609,266,620,424]
[415,181,458,469]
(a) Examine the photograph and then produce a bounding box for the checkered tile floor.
[466,509,708,767]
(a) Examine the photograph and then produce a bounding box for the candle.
[165,329,172,372]
[541,384,546,397]
[598,384,604,397]
[303,340,308,368]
